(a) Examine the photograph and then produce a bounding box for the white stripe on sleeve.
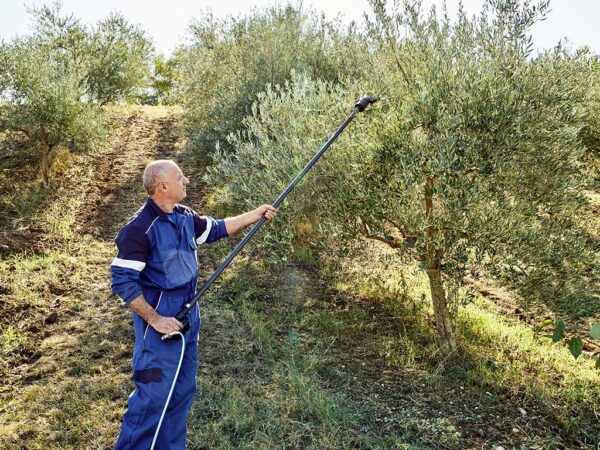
[111,257,146,271]
[196,216,213,244]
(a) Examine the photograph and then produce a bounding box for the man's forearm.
[223,211,259,235]
[128,294,160,325]
[223,205,277,236]
[129,294,184,334]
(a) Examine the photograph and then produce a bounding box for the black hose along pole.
[163,96,378,340]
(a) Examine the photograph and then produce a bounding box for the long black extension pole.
[163,96,378,340]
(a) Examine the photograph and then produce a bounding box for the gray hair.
[143,160,175,194]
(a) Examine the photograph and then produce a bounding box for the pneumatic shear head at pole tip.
[355,96,379,112]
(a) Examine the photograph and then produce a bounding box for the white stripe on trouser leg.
[144,291,163,340]
[150,332,186,450]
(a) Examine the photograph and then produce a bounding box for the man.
[110,159,276,449]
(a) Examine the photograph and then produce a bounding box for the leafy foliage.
[363,0,598,317]
[142,51,184,105]
[204,0,599,350]
[552,320,565,343]
[204,75,358,249]
[548,320,600,368]
[179,3,368,155]
[568,336,583,359]
[0,3,153,185]
[85,12,153,104]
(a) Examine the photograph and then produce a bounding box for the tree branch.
[360,216,401,248]
[15,127,32,139]
[387,218,419,247]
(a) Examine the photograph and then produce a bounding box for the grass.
[1,105,599,449]
[0,235,128,449]
[322,238,600,445]
[189,355,370,449]
[0,326,27,356]
[459,298,600,436]
[0,105,140,449]
[187,267,418,450]
[196,245,598,448]
[0,250,70,306]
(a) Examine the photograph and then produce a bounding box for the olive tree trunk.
[425,175,457,353]
[426,266,457,352]
[38,127,50,187]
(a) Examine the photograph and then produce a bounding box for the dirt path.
[76,108,182,240]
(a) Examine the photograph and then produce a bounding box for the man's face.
[161,163,190,202]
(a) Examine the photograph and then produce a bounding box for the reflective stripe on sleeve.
[111,257,146,271]
[196,216,213,244]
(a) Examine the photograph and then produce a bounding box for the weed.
[0,326,26,356]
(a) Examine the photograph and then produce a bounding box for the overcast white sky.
[0,0,598,56]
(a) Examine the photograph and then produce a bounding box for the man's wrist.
[250,210,261,225]
[146,310,160,326]
[129,295,162,325]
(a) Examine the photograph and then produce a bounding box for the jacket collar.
[146,196,169,220]
[146,197,186,223]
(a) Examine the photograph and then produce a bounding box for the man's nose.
[183,176,190,185]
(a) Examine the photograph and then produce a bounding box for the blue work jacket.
[110,197,228,304]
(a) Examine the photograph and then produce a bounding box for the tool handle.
[161,310,191,341]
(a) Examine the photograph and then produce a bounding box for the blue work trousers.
[115,284,201,450]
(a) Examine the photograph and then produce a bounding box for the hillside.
[0,106,599,449]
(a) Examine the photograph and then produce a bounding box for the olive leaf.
[568,337,583,359]
[552,320,565,343]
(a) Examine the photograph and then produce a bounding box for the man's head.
[143,160,190,204]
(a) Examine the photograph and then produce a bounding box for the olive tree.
[180,3,368,155]
[205,0,597,352]
[0,31,106,187]
[142,51,184,105]
[361,0,598,345]
[0,3,153,186]
[86,12,154,104]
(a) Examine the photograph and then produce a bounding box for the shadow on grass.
[0,287,134,449]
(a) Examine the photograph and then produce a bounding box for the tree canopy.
[179,4,368,154]
[203,0,599,350]
[0,3,153,186]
